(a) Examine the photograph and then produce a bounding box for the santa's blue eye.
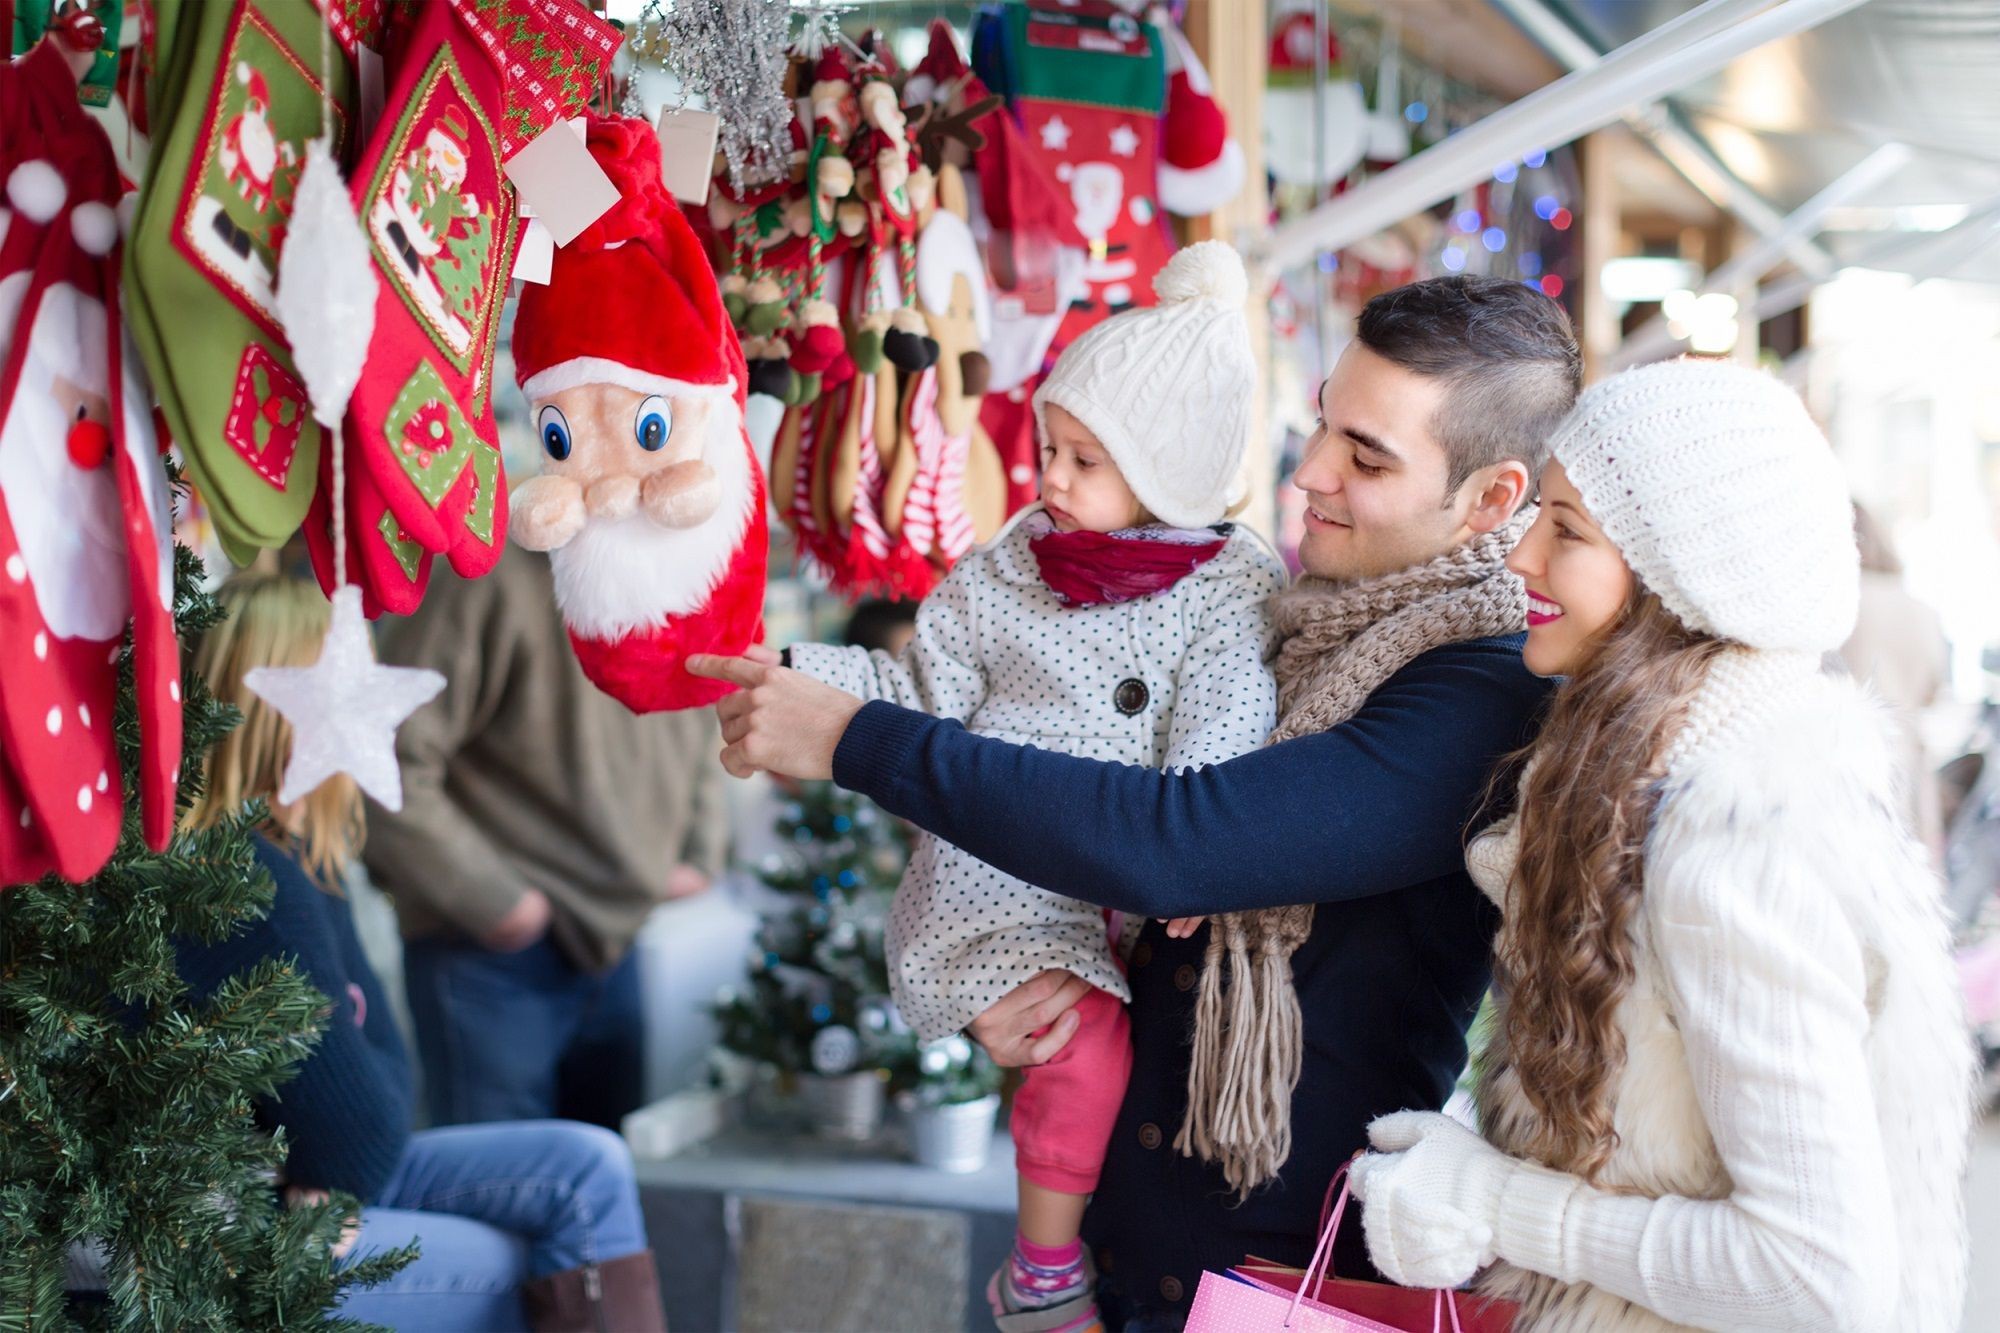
[635,396,672,452]
[537,405,571,461]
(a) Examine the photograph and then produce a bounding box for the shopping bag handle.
[1287,1160,1466,1333]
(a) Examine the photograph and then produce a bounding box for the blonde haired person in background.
[180,574,667,1333]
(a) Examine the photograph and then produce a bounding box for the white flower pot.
[798,1070,885,1141]
[907,1093,1001,1173]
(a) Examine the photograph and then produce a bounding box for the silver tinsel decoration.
[634,0,796,194]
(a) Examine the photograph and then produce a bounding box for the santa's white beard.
[549,412,758,640]
[0,280,130,642]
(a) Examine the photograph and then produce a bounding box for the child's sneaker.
[986,1244,1102,1333]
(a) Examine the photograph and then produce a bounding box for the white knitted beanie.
[1032,240,1254,529]
[1549,358,1859,653]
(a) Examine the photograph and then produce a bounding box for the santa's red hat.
[513,116,744,409]
[1155,21,1245,216]
[902,19,967,106]
[812,47,852,87]
[236,60,270,109]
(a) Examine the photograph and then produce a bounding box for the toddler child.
[786,242,1282,1332]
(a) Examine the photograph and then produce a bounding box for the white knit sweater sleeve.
[1163,538,1284,771]
[785,556,988,723]
[1493,810,1898,1330]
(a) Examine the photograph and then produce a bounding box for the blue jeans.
[337,1121,650,1331]
[403,933,646,1129]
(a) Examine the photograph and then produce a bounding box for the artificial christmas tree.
[0,530,411,1330]
[714,782,913,1086]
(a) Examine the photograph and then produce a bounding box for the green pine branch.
[0,466,411,1329]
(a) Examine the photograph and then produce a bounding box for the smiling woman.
[1504,461,1635,677]
[1351,359,1973,1333]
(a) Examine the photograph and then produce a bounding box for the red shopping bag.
[1185,1165,1517,1333]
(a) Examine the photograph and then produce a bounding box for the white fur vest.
[1467,650,1975,1332]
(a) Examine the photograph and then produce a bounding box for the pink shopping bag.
[1185,1165,1514,1333]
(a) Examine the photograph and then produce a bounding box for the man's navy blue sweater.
[832,634,1550,1319]
[175,836,411,1204]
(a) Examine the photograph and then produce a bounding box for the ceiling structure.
[1538,0,2000,280]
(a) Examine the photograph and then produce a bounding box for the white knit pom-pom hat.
[1032,240,1254,529]
[1549,358,1859,653]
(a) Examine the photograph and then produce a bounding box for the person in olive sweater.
[363,545,728,1129]
[181,574,667,1332]
[694,278,1578,1331]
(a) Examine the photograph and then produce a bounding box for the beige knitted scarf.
[1177,508,1534,1196]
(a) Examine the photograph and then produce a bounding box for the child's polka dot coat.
[789,511,1284,1041]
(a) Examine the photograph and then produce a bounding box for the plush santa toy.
[0,36,181,885]
[509,115,767,714]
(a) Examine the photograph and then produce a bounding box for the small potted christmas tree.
[899,1035,1004,1173]
[713,782,916,1140]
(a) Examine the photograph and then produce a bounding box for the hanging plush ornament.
[509,115,768,714]
[1262,11,1368,188]
[0,35,181,884]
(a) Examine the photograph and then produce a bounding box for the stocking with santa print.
[1,38,182,885]
[123,0,360,565]
[972,1,1174,350]
[311,0,614,615]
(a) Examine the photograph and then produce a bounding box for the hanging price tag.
[511,217,555,284]
[502,118,618,247]
[656,106,721,205]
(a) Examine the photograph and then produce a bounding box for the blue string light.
[811,1003,832,1024]
[1317,252,1339,273]
[1404,101,1428,123]
[1524,149,1548,169]
[1533,195,1559,221]
[837,870,858,888]
[1454,209,1482,234]
[1482,227,1507,253]
[1440,245,1466,272]
[1494,162,1519,183]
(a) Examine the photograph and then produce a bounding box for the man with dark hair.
[694,276,1579,1332]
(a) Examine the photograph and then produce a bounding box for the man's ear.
[1460,459,1532,536]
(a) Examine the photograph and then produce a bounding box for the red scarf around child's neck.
[1026,509,1229,608]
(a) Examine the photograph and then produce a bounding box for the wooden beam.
[1579,130,1621,383]
[1181,0,1274,539]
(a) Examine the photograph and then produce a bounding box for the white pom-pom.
[115,192,138,237]
[275,139,377,428]
[1153,239,1248,307]
[71,202,118,257]
[7,161,66,225]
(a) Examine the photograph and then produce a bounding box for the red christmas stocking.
[974,1,1173,353]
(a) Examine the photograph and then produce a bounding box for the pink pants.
[1010,983,1133,1195]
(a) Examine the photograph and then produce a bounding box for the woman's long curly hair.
[1486,588,1726,1181]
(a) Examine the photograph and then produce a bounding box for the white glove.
[1349,1110,1577,1290]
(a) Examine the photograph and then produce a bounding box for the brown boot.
[523,1250,667,1333]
